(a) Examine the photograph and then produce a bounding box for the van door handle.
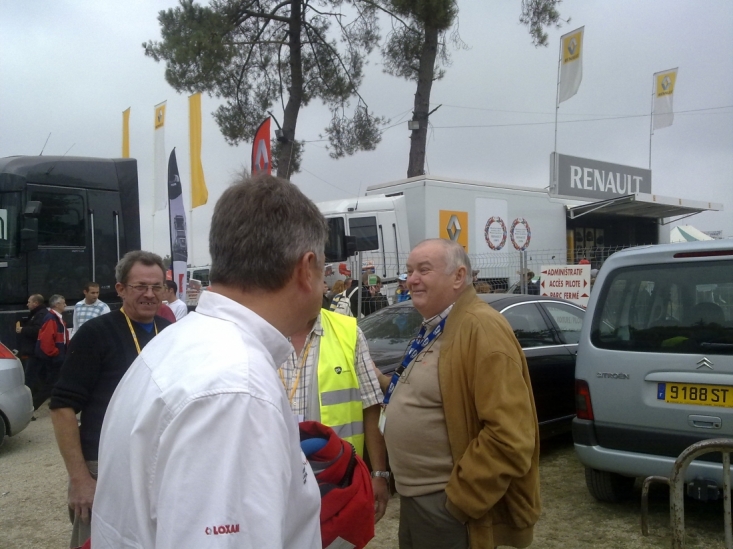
[688,415,721,429]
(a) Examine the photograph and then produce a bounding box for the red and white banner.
[252,118,271,176]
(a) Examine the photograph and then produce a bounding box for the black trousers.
[27,357,62,410]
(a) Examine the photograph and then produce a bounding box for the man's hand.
[372,476,389,523]
[68,473,96,524]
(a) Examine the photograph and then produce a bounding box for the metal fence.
[332,245,638,299]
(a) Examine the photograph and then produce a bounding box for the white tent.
[670,225,714,243]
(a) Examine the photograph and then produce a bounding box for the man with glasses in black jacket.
[49,251,172,549]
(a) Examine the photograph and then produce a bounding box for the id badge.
[378,407,387,435]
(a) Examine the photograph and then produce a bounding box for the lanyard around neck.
[382,317,446,405]
[280,337,314,405]
[279,337,314,405]
[120,308,158,355]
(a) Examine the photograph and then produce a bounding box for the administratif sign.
[551,153,651,201]
[540,264,591,308]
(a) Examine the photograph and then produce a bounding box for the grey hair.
[209,174,328,292]
[49,294,65,308]
[419,239,473,286]
[115,251,166,284]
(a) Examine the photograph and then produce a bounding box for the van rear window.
[591,261,733,355]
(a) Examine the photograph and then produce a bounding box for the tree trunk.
[407,25,439,178]
[278,0,303,180]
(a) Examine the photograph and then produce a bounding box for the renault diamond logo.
[568,37,577,56]
[334,366,342,374]
[446,215,461,241]
[661,76,671,91]
[696,357,714,370]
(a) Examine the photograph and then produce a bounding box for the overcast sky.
[1,0,731,265]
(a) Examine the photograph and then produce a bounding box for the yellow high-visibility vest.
[318,310,364,456]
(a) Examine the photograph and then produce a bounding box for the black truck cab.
[0,156,141,348]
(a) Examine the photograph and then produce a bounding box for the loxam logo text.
[205,524,240,535]
[596,372,630,380]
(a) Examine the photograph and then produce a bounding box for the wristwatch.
[371,470,391,481]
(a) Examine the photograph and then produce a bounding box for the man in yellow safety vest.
[280,308,390,522]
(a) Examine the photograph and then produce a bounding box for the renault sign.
[550,153,651,200]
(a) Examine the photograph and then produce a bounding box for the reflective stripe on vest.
[318,310,364,456]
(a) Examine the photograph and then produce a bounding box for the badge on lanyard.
[380,316,447,434]
[378,407,387,435]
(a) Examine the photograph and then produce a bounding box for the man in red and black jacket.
[33,294,69,410]
[16,294,47,375]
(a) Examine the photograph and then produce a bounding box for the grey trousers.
[398,491,469,549]
[67,460,98,549]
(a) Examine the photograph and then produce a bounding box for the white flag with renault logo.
[558,26,584,104]
[153,101,167,212]
[653,68,678,130]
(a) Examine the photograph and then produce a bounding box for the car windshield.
[591,260,733,355]
[360,306,424,346]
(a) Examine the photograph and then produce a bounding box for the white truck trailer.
[318,175,579,290]
[317,174,719,293]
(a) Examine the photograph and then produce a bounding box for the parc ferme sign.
[540,265,591,307]
[550,153,651,201]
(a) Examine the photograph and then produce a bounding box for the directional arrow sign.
[540,264,591,307]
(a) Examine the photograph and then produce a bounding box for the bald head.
[406,239,471,318]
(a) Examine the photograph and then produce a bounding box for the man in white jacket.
[92,175,327,549]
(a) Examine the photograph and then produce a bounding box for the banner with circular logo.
[484,217,507,250]
[510,218,532,251]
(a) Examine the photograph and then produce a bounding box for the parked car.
[573,240,733,503]
[0,342,34,446]
[360,294,586,439]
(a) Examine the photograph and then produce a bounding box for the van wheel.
[585,467,635,502]
[0,416,6,447]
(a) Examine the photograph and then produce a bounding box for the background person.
[16,294,47,390]
[33,294,69,411]
[280,308,390,522]
[474,281,492,294]
[328,279,345,306]
[382,239,540,549]
[322,279,331,309]
[71,282,110,338]
[358,274,389,317]
[395,274,411,302]
[92,175,325,549]
[50,251,171,549]
[163,280,188,320]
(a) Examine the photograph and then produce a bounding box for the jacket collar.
[442,285,479,339]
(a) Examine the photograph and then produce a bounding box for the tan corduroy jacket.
[440,287,541,548]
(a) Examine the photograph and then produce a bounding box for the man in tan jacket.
[382,239,541,549]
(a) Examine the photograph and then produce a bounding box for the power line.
[433,102,733,118]
[430,106,733,130]
[301,168,354,196]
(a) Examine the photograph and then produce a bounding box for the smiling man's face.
[115,262,166,323]
[406,241,466,319]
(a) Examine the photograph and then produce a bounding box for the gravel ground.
[1,409,727,549]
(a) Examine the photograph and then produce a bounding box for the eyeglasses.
[126,284,165,295]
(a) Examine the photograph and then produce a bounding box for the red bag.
[300,421,374,549]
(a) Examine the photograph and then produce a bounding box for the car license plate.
[657,382,733,408]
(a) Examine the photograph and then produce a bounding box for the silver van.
[573,240,733,502]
